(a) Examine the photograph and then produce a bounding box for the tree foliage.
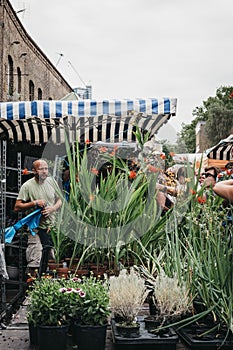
[179,85,233,152]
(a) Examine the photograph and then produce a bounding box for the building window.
[29,80,35,101]
[7,55,14,96]
[38,88,42,100]
[17,67,21,96]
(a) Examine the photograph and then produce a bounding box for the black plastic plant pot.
[72,323,108,350]
[28,323,38,346]
[111,316,179,350]
[37,324,68,350]
[144,316,163,332]
[177,325,233,350]
[115,322,141,338]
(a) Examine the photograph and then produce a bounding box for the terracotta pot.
[73,269,89,277]
[47,260,63,271]
[56,267,70,278]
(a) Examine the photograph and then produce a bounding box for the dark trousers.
[37,228,53,276]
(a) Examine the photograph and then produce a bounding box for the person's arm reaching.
[213,179,233,203]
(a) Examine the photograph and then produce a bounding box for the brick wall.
[0,0,73,101]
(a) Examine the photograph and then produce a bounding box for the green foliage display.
[27,274,110,327]
[27,278,71,326]
[65,273,110,326]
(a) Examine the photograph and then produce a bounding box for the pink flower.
[79,290,86,298]
[72,277,81,283]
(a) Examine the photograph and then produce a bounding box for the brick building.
[195,121,208,153]
[0,0,73,102]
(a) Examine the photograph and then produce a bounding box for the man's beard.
[35,174,48,183]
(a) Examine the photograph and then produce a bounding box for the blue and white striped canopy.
[0,98,177,144]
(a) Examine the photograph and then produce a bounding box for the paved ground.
[0,300,188,350]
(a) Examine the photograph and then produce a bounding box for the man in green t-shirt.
[14,159,62,276]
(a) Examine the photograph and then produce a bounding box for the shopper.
[213,179,233,204]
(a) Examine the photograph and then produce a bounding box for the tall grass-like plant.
[109,268,149,326]
[159,187,233,339]
[55,136,161,271]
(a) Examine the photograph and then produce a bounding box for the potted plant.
[64,272,110,350]
[27,277,72,350]
[109,267,149,338]
[172,191,233,349]
[141,268,191,332]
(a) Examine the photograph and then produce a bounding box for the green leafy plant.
[57,134,160,271]
[27,278,71,326]
[63,273,110,326]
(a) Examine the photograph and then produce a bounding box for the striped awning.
[206,134,233,160]
[0,98,177,145]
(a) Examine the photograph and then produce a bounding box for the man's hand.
[36,199,46,208]
[41,206,54,217]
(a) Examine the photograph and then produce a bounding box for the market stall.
[0,98,177,145]
[205,134,233,169]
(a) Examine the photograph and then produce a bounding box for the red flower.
[169,152,175,157]
[85,139,91,145]
[99,147,108,153]
[190,189,196,195]
[197,196,206,204]
[160,154,166,160]
[22,168,29,175]
[91,168,99,175]
[109,150,116,156]
[229,92,233,98]
[217,173,224,178]
[147,164,159,173]
[129,171,137,179]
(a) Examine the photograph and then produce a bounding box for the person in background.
[213,179,233,204]
[202,166,221,189]
[62,168,70,201]
[196,170,205,188]
[14,159,62,277]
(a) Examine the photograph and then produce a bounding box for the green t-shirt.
[17,176,60,229]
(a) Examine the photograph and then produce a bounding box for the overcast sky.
[11,0,233,141]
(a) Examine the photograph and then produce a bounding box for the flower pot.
[72,323,107,350]
[37,324,68,350]
[177,323,233,349]
[111,317,179,350]
[28,323,38,346]
[47,260,63,271]
[144,316,162,332]
[56,267,70,278]
[115,322,141,338]
[73,268,89,277]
